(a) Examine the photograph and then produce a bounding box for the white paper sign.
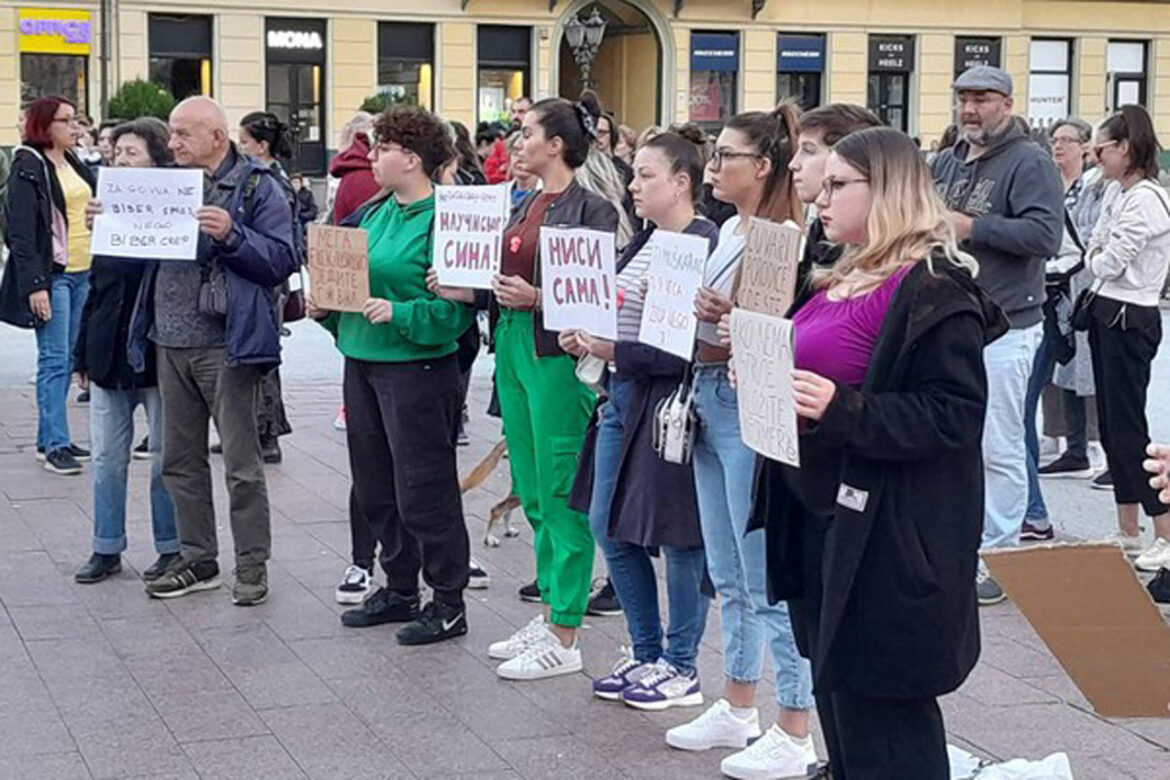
[433,183,511,289]
[90,168,203,260]
[539,226,617,339]
[638,231,708,360]
[730,308,800,467]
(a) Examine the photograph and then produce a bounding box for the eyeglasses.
[709,149,763,172]
[819,176,869,203]
[1050,136,1084,146]
[1092,140,1118,156]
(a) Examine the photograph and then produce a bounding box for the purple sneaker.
[622,661,703,711]
[593,651,654,701]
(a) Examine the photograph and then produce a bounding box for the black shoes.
[44,448,83,475]
[587,578,623,617]
[75,553,122,583]
[396,600,468,646]
[133,437,152,460]
[145,559,222,599]
[518,579,542,603]
[261,440,282,465]
[143,552,182,581]
[1148,567,1170,608]
[340,588,420,628]
[1092,470,1114,491]
[1037,453,1094,479]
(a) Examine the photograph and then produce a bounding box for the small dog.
[459,439,521,547]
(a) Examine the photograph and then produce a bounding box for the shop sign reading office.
[267,30,323,50]
[18,9,92,55]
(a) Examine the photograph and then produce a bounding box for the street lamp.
[565,7,608,91]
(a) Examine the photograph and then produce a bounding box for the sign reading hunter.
[539,226,617,340]
[432,183,510,289]
[90,168,202,260]
[868,35,915,72]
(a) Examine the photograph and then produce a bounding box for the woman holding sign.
[767,128,1005,778]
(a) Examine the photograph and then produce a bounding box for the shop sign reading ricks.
[18,8,92,55]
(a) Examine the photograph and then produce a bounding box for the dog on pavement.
[459,439,521,547]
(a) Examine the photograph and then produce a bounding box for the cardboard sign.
[539,226,617,339]
[306,224,369,313]
[729,308,799,466]
[983,543,1170,718]
[90,168,202,260]
[638,231,708,360]
[433,183,511,289]
[735,217,803,317]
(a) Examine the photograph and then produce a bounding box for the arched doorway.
[555,0,668,132]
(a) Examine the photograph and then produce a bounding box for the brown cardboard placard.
[983,543,1170,718]
[307,224,370,313]
[733,217,802,317]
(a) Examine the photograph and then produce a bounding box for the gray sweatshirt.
[931,122,1064,328]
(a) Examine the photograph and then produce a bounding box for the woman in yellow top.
[0,96,96,475]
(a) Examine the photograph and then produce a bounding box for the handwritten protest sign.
[433,183,511,289]
[306,224,369,313]
[730,308,800,466]
[540,226,617,339]
[90,168,202,260]
[734,217,802,317]
[638,231,708,360]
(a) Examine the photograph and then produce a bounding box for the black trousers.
[343,355,470,607]
[1088,300,1166,517]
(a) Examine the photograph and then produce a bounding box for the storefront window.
[266,17,327,175]
[1107,40,1147,111]
[149,14,213,101]
[690,32,739,129]
[17,8,91,109]
[867,35,915,132]
[776,34,824,110]
[954,37,1001,79]
[378,22,434,110]
[20,54,87,106]
[1028,38,1072,128]
[477,25,530,125]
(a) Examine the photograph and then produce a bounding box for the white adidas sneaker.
[666,698,761,751]
[720,724,818,780]
[495,635,582,681]
[487,614,549,660]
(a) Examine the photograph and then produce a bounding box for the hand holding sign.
[90,168,203,260]
[735,217,802,316]
[729,308,800,466]
[539,226,617,340]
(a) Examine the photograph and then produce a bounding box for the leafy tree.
[359,91,414,114]
[107,80,176,121]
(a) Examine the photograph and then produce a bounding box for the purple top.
[793,264,914,388]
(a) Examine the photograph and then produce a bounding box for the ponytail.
[240,111,293,160]
[726,101,803,223]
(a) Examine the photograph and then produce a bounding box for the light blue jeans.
[982,323,1043,549]
[691,364,814,711]
[35,272,88,453]
[90,385,178,555]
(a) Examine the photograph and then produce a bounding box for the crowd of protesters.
[1,60,1168,779]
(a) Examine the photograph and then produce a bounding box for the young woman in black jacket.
[757,127,1007,779]
[0,96,96,475]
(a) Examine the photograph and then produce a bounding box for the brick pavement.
[1,370,1169,779]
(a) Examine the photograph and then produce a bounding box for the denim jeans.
[35,272,89,453]
[90,385,178,555]
[1023,335,1055,525]
[589,374,710,675]
[691,365,814,710]
[982,323,1043,549]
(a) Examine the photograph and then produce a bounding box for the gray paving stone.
[0,702,76,757]
[70,712,194,779]
[151,688,270,744]
[492,735,626,780]
[8,603,100,641]
[259,703,413,779]
[223,660,339,711]
[181,735,307,780]
[123,647,235,699]
[0,751,92,779]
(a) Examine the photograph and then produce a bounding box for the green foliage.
[359,91,414,114]
[107,80,176,121]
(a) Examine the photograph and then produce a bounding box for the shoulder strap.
[1063,208,1085,254]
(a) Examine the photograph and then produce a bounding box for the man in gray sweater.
[931,66,1064,605]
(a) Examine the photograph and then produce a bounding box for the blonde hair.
[812,126,978,291]
[575,147,634,247]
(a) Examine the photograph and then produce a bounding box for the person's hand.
[695,287,733,323]
[196,206,234,242]
[947,211,974,241]
[576,332,615,362]
[85,199,103,230]
[363,298,393,325]
[28,290,50,322]
[493,274,539,309]
[792,369,837,421]
[1145,443,1170,505]
[75,372,89,392]
[558,329,585,357]
[305,294,329,321]
[716,311,733,348]
[426,268,475,303]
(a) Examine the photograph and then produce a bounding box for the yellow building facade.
[3,0,1168,172]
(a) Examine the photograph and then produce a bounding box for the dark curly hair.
[239,111,293,159]
[373,105,455,178]
[110,117,173,166]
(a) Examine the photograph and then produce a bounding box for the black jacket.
[74,256,157,390]
[0,147,96,328]
[568,218,719,549]
[751,257,1009,699]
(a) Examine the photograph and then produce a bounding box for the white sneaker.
[487,614,549,660]
[334,565,372,605]
[1087,441,1107,473]
[1039,435,1063,460]
[1135,537,1170,572]
[720,724,819,780]
[333,406,347,431]
[1103,531,1145,558]
[495,636,582,680]
[665,698,761,752]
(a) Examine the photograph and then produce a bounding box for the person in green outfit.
[433,94,620,680]
[308,105,474,647]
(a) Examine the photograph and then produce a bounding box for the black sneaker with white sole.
[66,444,90,462]
[518,579,542,602]
[341,587,420,628]
[334,565,373,605]
[468,560,490,589]
[1092,469,1113,491]
[132,437,152,460]
[1147,568,1170,609]
[144,559,221,599]
[396,600,468,646]
[587,578,622,616]
[1037,453,1093,479]
[44,448,83,476]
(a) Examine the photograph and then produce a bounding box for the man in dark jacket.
[130,96,297,606]
[931,66,1064,606]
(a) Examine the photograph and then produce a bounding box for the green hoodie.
[320,194,472,363]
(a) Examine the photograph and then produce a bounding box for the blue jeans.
[691,365,814,710]
[982,324,1043,549]
[1023,335,1054,525]
[91,385,178,555]
[589,375,710,675]
[35,272,89,453]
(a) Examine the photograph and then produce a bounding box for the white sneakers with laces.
[1135,537,1170,572]
[495,634,582,680]
[487,614,550,660]
[719,724,818,780]
[666,698,761,751]
[334,565,372,605]
[1103,530,1145,557]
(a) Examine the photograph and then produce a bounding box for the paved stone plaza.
[0,318,1168,779]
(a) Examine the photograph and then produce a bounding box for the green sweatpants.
[495,310,596,628]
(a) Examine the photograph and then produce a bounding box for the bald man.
[128,95,298,606]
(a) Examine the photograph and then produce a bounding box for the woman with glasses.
[0,95,96,475]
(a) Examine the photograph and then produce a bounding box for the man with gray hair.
[128,96,298,605]
[931,66,1065,605]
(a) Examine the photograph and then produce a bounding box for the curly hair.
[373,106,455,178]
[110,117,173,166]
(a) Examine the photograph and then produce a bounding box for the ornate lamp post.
[564,7,608,91]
